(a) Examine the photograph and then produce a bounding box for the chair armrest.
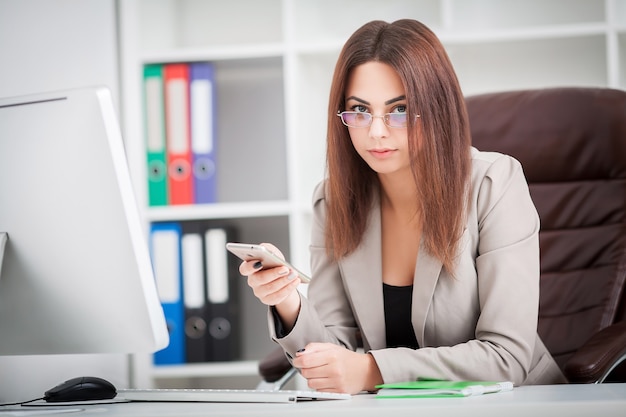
[258,346,293,383]
[563,321,626,383]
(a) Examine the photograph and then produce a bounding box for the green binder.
[143,64,168,206]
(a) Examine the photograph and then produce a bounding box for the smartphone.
[225,242,311,283]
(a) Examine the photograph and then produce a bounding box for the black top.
[272,283,419,350]
[383,283,419,349]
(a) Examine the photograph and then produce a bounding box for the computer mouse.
[44,376,117,402]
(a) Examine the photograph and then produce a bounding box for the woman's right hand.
[238,243,302,328]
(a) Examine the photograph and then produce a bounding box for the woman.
[240,19,566,394]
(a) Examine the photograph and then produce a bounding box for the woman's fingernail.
[253,261,262,269]
[287,272,297,280]
[278,267,289,276]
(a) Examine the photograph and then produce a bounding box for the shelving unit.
[118,0,626,389]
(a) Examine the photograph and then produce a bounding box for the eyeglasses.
[336,111,419,128]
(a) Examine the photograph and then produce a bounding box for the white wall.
[0,0,119,100]
[0,0,129,403]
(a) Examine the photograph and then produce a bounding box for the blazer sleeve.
[267,180,361,361]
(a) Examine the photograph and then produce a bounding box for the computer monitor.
[0,86,169,355]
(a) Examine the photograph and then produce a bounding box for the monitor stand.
[0,232,7,277]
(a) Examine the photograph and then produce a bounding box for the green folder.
[376,379,514,398]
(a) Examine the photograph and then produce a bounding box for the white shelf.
[141,43,285,64]
[118,0,626,389]
[439,22,609,44]
[144,201,291,223]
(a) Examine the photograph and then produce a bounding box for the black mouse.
[44,376,117,402]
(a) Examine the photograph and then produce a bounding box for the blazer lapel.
[339,193,386,350]
[411,243,443,348]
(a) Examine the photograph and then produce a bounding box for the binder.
[150,222,186,365]
[181,221,209,363]
[204,227,240,361]
[164,63,194,205]
[189,62,218,204]
[143,64,168,206]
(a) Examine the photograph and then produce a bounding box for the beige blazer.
[269,147,566,386]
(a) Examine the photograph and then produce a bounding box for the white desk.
[4,383,626,417]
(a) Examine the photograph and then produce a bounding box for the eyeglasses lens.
[340,112,408,128]
[385,113,407,128]
[342,112,370,127]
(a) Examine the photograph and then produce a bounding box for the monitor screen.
[0,86,169,355]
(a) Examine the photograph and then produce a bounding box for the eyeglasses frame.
[336,111,420,128]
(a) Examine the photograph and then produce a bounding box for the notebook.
[376,380,514,398]
[117,388,351,404]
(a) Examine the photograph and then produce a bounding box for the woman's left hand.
[292,343,382,394]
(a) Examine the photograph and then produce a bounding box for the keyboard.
[117,388,351,404]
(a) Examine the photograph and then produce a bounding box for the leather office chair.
[257,87,626,388]
[467,87,626,383]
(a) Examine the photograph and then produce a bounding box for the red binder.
[164,63,194,205]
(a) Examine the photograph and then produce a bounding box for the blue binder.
[149,222,186,365]
[189,62,217,204]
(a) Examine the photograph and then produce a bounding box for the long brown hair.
[325,19,471,274]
